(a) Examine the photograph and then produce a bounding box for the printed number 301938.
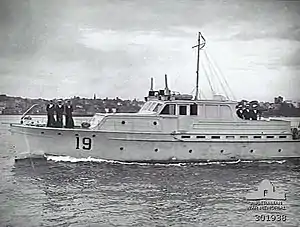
[75,137,92,150]
[255,214,286,222]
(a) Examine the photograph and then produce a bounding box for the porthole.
[121,121,126,125]
[153,121,157,125]
[154,148,158,152]
[57,132,62,135]
[250,149,254,153]
[189,149,192,153]
[92,135,96,138]
[41,132,44,134]
[278,149,282,152]
[220,150,224,153]
[75,133,79,136]
[120,147,124,151]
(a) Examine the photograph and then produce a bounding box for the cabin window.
[254,136,262,138]
[240,136,248,138]
[148,102,157,111]
[190,104,198,115]
[266,136,274,138]
[220,105,232,119]
[196,135,206,138]
[198,105,203,116]
[205,105,219,118]
[141,102,152,111]
[211,136,221,139]
[279,135,287,138]
[179,106,187,115]
[160,104,176,115]
[153,103,162,112]
[226,136,235,139]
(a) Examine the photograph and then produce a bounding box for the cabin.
[87,85,293,142]
[138,99,238,121]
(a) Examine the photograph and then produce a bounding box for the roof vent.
[174,94,193,100]
[213,94,227,101]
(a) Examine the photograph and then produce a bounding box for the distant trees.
[261,96,300,117]
[1,94,299,117]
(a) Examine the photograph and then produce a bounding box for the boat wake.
[44,155,287,166]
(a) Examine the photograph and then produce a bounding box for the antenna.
[192,32,206,100]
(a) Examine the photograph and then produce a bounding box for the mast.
[192,32,206,100]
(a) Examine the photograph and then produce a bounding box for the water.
[0,116,300,227]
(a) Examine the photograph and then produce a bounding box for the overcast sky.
[0,0,300,102]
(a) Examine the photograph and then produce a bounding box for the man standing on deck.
[55,100,64,128]
[46,100,56,127]
[65,100,74,128]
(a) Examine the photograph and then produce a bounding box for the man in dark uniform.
[65,100,74,128]
[46,100,56,127]
[236,102,244,119]
[55,100,64,128]
[242,104,251,120]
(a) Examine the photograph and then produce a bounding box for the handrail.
[20,104,39,124]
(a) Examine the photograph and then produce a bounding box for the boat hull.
[9,124,300,162]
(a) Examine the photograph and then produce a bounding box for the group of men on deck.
[236,100,262,120]
[46,100,74,128]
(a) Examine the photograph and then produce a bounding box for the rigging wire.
[205,50,236,100]
[203,50,230,99]
[201,57,216,97]
[190,86,206,99]
[203,50,225,98]
[200,90,206,99]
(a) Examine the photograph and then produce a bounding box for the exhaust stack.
[150,77,154,91]
[164,74,170,96]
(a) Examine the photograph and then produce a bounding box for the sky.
[0,0,300,102]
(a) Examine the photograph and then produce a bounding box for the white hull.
[10,124,300,162]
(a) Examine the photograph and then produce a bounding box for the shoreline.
[0,114,94,117]
[1,114,300,118]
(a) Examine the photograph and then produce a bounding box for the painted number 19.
[75,137,92,150]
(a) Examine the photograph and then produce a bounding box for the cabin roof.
[148,99,238,105]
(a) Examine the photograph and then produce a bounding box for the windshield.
[140,102,152,111]
[139,102,162,113]
[153,103,162,112]
[89,114,105,128]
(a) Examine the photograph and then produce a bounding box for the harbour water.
[0,116,299,227]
